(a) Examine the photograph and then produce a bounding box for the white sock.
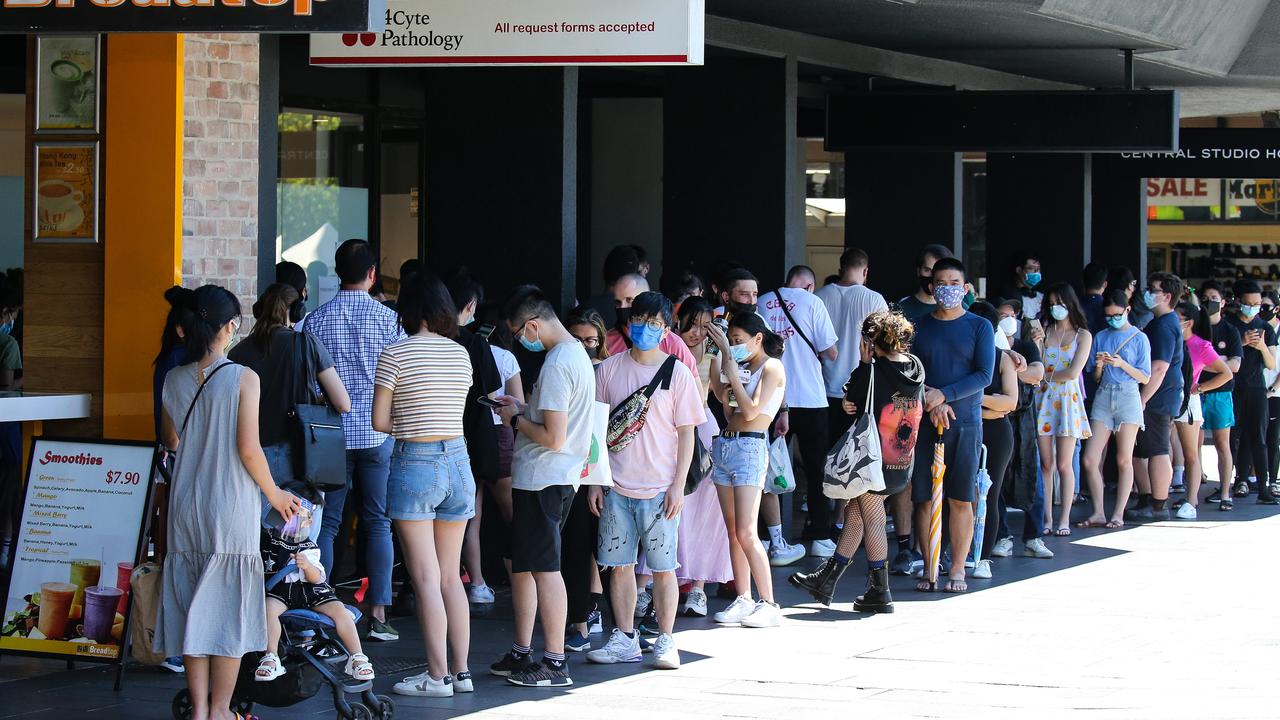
[1172,466,1185,485]
[768,524,785,546]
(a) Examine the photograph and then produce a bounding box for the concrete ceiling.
[708,0,1280,116]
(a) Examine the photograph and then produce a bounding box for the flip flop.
[1054,527,1072,537]
[1105,519,1124,529]
[1074,518,1108,528]
[915,579,936,593]
[943,578,968,593]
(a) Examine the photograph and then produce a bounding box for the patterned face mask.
[933,284,966,310]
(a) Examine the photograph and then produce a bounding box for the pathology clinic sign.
[310,0,704,67]
[0,0,384,33]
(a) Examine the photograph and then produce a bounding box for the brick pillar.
[182,33,260,315]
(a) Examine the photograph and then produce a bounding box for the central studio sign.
[310,0,704,66]
[0,0,384,32]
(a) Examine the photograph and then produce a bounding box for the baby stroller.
[171,564,395,720]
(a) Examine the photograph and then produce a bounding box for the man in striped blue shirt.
[305,239,406,641]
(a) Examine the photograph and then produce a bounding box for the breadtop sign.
[310,0,704,67]
[0,0,385,32]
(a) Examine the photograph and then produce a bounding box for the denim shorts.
[596,489,680,573]
[1090,383,1145,431]
[709,435,768,489]
[1202,392,1235,430]
[387,438,476,522]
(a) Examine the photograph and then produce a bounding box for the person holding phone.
[1224,280,1279,505]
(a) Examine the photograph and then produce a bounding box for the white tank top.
[743,361,783,420]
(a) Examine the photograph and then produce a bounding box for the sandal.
[1105,519,1124,529]
[255,653,285,682]
[345,652,375,681]
[943,578,968,593]
[1220,499,1234,512]
[1075,518,1108,528]
[1054,527,1072,537]
[915,579,936,593]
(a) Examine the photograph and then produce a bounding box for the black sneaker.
[1258,492,1279,506]
[490,652,534,677]
[507,660,573,688]
[1207,490,1222,503]
[637,603,660,636]
[889,548,914,576]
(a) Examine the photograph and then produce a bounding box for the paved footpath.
[2,503,1277,719]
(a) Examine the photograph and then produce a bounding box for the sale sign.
[0,439,154,662]
[311,0,704,67]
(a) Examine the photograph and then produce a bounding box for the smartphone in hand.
[476,396,504,410]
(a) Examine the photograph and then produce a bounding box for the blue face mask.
[1024,271,1042,287]
[517,325,545,353]
[1143,290,1160,309]
[0,321,10,336]
[730,343,750,363]
[629,323,663,351]
[933,284,966,310]
[1106,315,1126,330]
[1241,304,1261,320]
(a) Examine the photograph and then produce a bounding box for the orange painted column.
[102,35,184,440]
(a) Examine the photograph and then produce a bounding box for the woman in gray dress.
[157,285,301,720]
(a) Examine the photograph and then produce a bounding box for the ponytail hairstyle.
[729,311,784,359]
[1175,300,1212,343]
[180,285,242,362]
[154,286,194,367]
[861,309,914,355]
[247,283,303,355]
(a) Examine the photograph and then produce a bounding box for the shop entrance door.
[376,115,423,298]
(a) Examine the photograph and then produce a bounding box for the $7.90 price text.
[105,471,142,485]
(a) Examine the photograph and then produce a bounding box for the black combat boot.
[853,566,894,614]
[788,558,847,606]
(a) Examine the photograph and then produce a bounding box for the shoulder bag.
[290,333,347,492]
[771,289,818,357]
[822,359,886,500]
[606,355,677,453]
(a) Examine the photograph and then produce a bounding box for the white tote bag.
[823,360,886,500]
[765,436,797,495]
[579,401,613,487]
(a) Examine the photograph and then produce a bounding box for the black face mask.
[727,300,757,316]
[918,276,933,294]
[1262,306,1276,323]
[1203,300,1221,317]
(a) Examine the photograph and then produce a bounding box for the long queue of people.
[150,239,1278,719]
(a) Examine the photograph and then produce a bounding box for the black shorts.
[1134,409,1173,458]
[910,422,982,503]
[266,580,340,610]
[510,485,576,573]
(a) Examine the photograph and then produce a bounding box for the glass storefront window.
[1146,177,1280,223]
[277,108,368,310]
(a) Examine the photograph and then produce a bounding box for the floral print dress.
[1035,329,1092,439]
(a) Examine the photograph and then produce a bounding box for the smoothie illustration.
[36,582,77,640]
[69,558,100,609]
[115,562,133,614]
[82,586,123,643]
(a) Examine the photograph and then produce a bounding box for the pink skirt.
[639,409,732,583]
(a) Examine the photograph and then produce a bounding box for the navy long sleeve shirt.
[912,311,996,425]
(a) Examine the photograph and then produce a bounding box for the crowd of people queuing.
[149,237,1280,716]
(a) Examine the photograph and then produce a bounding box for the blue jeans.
[318,438,394,607]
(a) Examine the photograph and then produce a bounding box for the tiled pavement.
[3,490,1278,720]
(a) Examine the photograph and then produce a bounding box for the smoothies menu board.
[1,439,155,661]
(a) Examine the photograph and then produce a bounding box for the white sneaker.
[991,537,1014,558]
[971,559,992,579]
[713,595,755,625]
[768,539,805,566]
[682,587,708,617]
[808,539,837,558]
[634,588,652,618]
[468,584,495,605]
[1176,503,1198,520]
[740,600,782,628]
[394,673,453,697]
[651,633,680,670]
[586,628,642,664]
[454,671,474,693]
[1023,538,1054,559]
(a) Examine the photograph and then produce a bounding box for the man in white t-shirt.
[815,249,889,437]
[763,265,840,557]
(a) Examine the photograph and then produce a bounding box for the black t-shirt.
[843,356,924,495]
[1224,314,1277,390]
[1202,320,1242,395]
[1012,338,1042,366]
[454,327,504,479]
[229,328,335,447]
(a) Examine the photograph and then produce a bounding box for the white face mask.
[994,329,1011,351]
[998,316,1018,337]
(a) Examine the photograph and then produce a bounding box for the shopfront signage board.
[0,0,385,33]
[0,439,156,663]
[310,0,704,67]
[1094,129,1280,179]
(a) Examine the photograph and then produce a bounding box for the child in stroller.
[256,504,372,683]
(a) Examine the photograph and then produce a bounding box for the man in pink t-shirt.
[587,292,704,671]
